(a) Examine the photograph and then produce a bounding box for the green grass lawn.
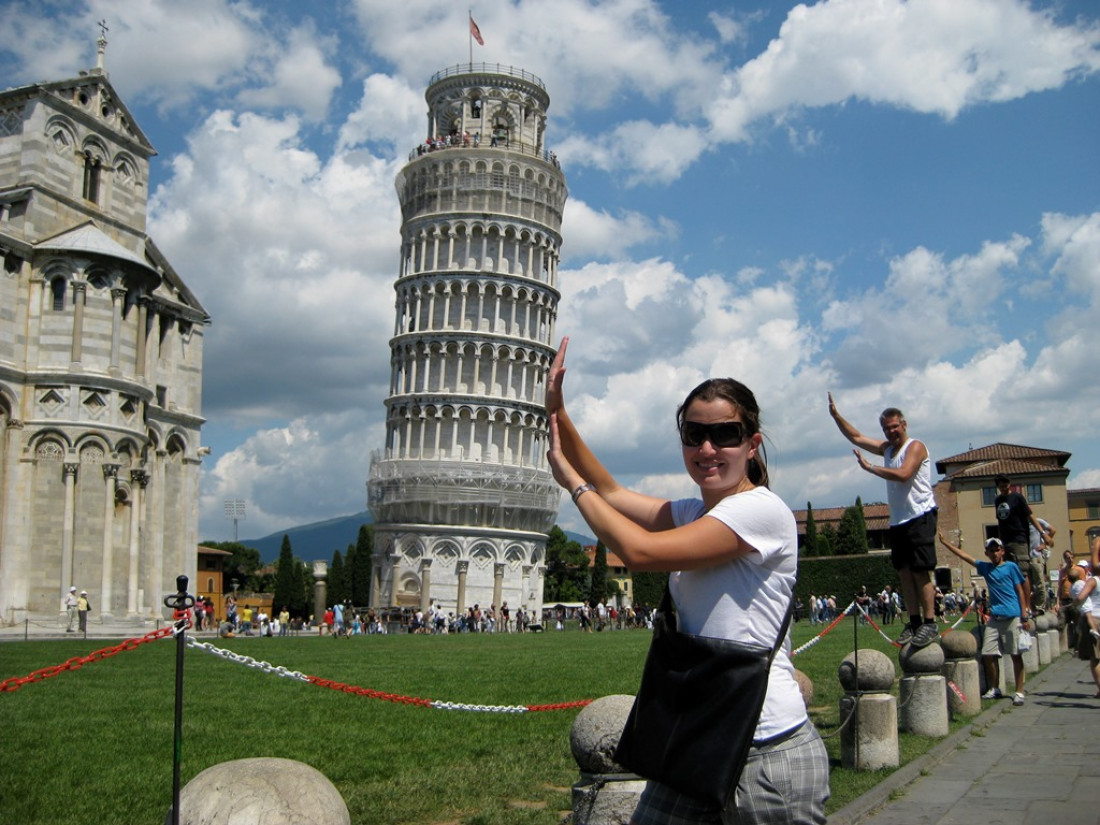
[0,616,979,825]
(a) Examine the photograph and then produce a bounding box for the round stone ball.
[838,649,895,692]
[570,694,635,774]
[1035,613,1053,633]
[177,758,350,825]
[941,628,978,659]
[793,668,814,707]
[898,639,946,673]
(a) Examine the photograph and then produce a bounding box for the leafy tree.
[837,502,870,555]
[544,526,589,602]
[328,549,347,607]
[630,571,669,609]
[272,535,297,617]
[202,541,263,593]
[818,524,837,557]
[352,524,373,606]
[588,541,608,607]
[804,502,818,557]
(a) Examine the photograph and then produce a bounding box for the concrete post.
[898,643,949,737]
[838,649,898,770]
[570,695,644,825]
[941,629,981,717]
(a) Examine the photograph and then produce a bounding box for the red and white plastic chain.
[0,624,179,693]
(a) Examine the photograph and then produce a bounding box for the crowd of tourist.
[412,130,561,167]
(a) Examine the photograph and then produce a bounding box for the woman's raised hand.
[547,412,581,491]
[545,336,569,415]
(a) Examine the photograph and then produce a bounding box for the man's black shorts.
[889,509,938,572]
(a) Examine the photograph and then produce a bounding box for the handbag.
[614,585,794,809]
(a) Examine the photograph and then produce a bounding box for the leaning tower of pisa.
[366,63,568,623]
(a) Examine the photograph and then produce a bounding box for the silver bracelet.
[571,483,597,503]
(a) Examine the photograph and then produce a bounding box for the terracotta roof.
[197,546,232,556]
[585,547,628,569]
[792,503,890,533]
[937,457,1071,482]
[936,442,1070,475]
[1068,487,1100,498]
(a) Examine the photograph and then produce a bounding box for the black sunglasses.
[679,420,746,448]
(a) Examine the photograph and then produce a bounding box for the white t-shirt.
[1072,578,1100,619]
[669,486,806,741]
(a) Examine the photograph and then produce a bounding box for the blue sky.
[2,0,1098,541]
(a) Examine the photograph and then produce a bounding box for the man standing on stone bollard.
[938,533,1031,706]
[993,475,1052,614]
[828,395,939,649]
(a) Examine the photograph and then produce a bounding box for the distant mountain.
[240,512,595,563]
[241,511,373,563]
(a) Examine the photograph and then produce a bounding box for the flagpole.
[468,10,473,67]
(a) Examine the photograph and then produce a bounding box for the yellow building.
[585,546,632,606]
[1067,488,1100,560]
[934,443,1070,595]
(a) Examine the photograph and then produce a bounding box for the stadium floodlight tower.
[367,63,569,626]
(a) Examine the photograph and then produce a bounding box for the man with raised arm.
[828,394,939,648]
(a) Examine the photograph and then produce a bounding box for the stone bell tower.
[367,63,568,622]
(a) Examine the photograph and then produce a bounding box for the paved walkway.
[830,651,1100,825]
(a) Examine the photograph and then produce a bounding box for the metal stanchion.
[163,575,194,825]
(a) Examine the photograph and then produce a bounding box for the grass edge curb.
[825,651,1071,824]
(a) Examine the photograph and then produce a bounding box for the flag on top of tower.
[469,14,484,46]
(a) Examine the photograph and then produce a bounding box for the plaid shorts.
[630,720,830,825]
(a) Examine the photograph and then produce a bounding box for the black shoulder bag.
[614,586,794,810]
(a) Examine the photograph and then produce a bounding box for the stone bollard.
[941,630,981,717]
[1036,613,1061,659]
[1036,624,1053,665]
[899,642,949,737]
[174,757,350,825]
[838,649,898,770]
[570,695,645,825]
[1054,611,1069,653]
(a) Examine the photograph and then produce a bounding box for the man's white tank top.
[884,439,935,526]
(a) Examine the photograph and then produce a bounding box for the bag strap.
[659,583,794,662]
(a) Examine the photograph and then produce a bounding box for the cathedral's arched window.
[50,277,66,311]
[82,151,102,204]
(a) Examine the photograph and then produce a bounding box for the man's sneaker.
[981,688,1003,700]
[1012,692,1025,706]
[909,623,940,649]
[897,626,914,646]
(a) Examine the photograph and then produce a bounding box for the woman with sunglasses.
[545,338,828,825]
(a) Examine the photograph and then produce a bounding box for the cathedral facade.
[0,39,208,624]
[366,64,568,620]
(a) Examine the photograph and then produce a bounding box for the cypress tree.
[328,550,346,606]
[352,525,373,606]
[589,540,609,608]
[804,502,819,557]
[272,535,296,618]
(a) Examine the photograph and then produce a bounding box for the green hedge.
[795,552,900,606]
